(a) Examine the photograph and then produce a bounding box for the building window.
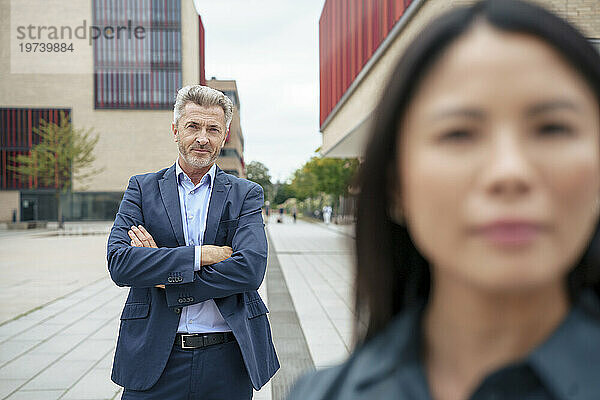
[1,108,71,190]
[222,90,239,109]
[93,0,182,109]
[219,148,241,160]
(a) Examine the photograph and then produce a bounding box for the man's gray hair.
[173,85,234,130]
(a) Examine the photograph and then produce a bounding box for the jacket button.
[177,277,183,282]
[178,298,184,304]
[167,277,173,283]
[174,308,181,314]
[188,297,194,302]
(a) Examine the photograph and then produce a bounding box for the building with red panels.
[318,0,600,158]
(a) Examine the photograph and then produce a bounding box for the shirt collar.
[351,292,600,398]
[350,302,424,390]
[175,160,217,188]
[528,290,600,400]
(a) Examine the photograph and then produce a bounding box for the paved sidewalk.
[0,225,270,400]
[266,216,355,370]
[0,217,355,399]
[0,224,111,325]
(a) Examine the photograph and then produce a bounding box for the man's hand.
[128,225,157,248]
[128,225,164,288]
[201,245,233,266]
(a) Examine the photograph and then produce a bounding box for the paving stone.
[6,389,63,400]
[63,340,115,361]
[61,368,122,400]
[15,323,64,341]
[61,320,107,336]
[0,379,27,398]
[88,321,119,341]
[34,334,87,355]
[21,360,94,390]
[0,353,59,379]
[93,350,115,370]
[0,340,38,365]
[0,320,38,340]
[43,311,89,326]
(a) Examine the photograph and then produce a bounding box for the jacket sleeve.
[164,184,267,307]
[107,175,195,288]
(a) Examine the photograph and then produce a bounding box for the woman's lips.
[473,221,547,246]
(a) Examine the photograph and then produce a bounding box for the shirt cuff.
[194,245,202,272]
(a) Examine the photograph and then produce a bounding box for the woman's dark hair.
[355,0,600,343]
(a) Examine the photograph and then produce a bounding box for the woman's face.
[397,23,600,292]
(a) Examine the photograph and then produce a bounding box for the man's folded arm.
[164,184,267,307]
[107,175,195,288]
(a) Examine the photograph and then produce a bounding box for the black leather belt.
[175,332,235,349]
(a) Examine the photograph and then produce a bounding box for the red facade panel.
[0,108,71,190]
[199,16,206,85]
[319,0,414,125]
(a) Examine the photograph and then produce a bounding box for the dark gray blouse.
[288,292,600,400]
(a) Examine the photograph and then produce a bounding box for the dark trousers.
[121,339,253,400]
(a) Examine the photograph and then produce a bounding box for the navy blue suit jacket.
[107,164,279,391]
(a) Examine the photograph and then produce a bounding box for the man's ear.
[172,122,178,142]
[222,126,230,147]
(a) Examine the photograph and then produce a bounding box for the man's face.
[172,102,227,171]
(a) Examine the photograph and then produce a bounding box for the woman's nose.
[483,132,534,199]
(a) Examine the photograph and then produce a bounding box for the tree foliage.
[272,182,295,205]
[246,160,273,201]
[9,111,101,225]
[291,156,359,201]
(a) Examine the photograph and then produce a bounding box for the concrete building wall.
[320,0,600,157]
[207,78,245,178]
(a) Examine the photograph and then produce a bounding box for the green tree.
[9,111,101,228]
[291,156,359,201]
[245,161,273,201]
[272,181,295,205]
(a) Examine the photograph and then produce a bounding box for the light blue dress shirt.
[175,161,231,333]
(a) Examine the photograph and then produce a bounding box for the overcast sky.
[193,0,325,182]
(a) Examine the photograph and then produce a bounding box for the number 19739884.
[19,43,74,52]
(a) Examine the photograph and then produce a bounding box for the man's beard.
[178,140,218,169]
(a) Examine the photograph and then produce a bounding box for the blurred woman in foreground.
[289,0,600,399]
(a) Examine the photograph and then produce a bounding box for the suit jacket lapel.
[159,164,186,246]
[204,168,231,245]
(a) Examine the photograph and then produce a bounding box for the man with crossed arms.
[107,85,279,399]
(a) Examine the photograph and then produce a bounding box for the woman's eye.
[439,129,475,143]
[537,123,573,136]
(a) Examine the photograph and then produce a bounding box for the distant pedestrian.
[278,207,284,223]
[322,205,332,224]
[265,200,270,224]
[292,206,297,223]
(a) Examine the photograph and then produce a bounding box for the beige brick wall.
[321,0,600,157]
[532,0,600,37]
[0,191,19,222]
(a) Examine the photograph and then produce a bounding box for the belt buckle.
[180,334,195,349]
